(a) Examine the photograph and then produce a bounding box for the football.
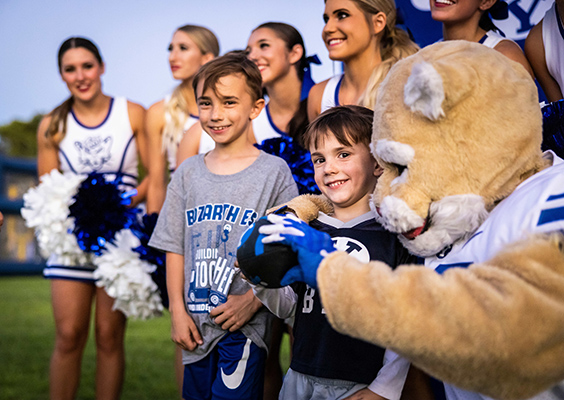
[237,218,298,288]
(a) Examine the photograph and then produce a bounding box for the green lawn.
[0,276,290,400]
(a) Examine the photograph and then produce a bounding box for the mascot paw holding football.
[238,41,564,400]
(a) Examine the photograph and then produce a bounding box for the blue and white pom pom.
[69,172,140,255]
[542,99,564,159]
[21,169,89,265]
[94,229,163,320]
[255,136,320,195]
[130,213,168,308]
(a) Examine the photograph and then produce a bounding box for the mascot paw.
[259,214,335,288]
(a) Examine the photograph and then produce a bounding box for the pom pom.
[542,100,564,159]
[130,213,168,308]
[69,173,140,254]
[21,169,89,265]
[255,136,320,195]
[94,230,164,320]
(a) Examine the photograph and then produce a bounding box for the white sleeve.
[252,285,297,320]
[367,350,411,400]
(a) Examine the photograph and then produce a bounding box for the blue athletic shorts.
[182,331,266,400]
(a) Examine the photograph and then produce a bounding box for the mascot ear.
[404,60,477,121]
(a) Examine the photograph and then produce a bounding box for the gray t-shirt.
[149,150,298,364]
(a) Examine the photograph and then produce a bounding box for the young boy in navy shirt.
[253,105,416,400]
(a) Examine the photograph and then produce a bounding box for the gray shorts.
[279,368,367,400]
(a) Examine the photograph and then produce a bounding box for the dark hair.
[192,52,263,102]
[252,22,310,143]
[303,105,374,150]
[254,22,307,80]
[57,37,103,72]
[47,37,103,141]
[478,0,508,35]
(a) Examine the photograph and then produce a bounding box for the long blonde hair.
[353,0,419,109]
[162,25,219,152]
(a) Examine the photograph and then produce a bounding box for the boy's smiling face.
[311,132,380,221]
[197,73,263,147]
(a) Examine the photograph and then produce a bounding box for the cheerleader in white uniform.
[308,0,418,119]
[525,0,564,101]
[431,0,534,76]
[145,25,219,214]
[36,37,147,400]
[143,25,219,393]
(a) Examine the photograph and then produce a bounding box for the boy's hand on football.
[259,213,335,288]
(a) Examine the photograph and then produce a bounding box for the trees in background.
[0,114,42,158]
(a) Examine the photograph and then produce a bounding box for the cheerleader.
[308,0,419,119]
[145,25,219,214]
[36,37,147,400]
[431,0,534,76]
[525,0,564,101]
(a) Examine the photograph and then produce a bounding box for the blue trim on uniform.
[45,264,95,272]
[58,149,77,173]
[44,275,95,283]
[71,98,114,129]
[478,33,488,44]
[462,231,483,249]
[117,135,135,175]
[189,114,199,119]
[334,76,344,106]
[537,206,564,225]
[547,192,564,201]
[119,172,137,180]
[435,262,472,274]
[265,104,288,136]
[556,3,564,41]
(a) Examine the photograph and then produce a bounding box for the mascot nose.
[377,195,428,240]
[401,223,426,240]
[376,205,425,239]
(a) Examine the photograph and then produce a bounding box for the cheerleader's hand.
[259,213,335,288]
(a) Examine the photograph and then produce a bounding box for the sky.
[0,0,341,125]
[0,0,552,126]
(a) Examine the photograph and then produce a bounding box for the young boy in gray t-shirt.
[149,53,298,400]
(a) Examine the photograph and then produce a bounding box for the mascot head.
[371,41,546,257]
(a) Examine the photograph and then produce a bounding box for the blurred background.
[0,0,551,398]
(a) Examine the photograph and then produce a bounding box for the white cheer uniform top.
[320,74,343,113]
[58,96,138,189]
[46,96,138,281]
[426,151,564,400]
[478,30,517,49]
[163,94,199,174]
[542,2,564,96]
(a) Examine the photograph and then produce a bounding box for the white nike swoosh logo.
[221,338,251,389]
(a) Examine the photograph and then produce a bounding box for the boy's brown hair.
[192,52,263,102]
[303,105,374,150]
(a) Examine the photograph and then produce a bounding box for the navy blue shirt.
[290,212,416,384]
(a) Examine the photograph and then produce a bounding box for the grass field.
[0,276,290,400]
